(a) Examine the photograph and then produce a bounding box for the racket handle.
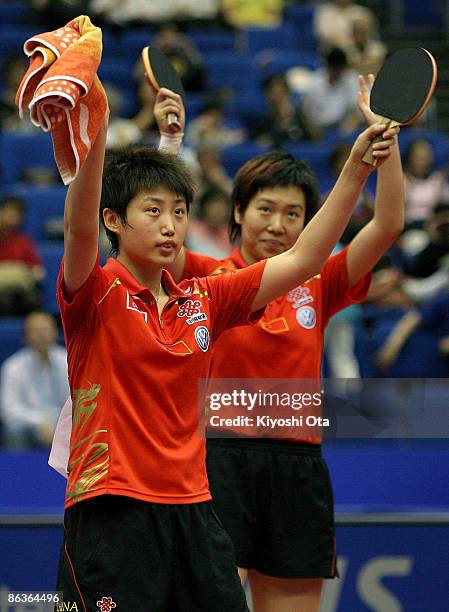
[168,112,181,128]
[362,118,393,166]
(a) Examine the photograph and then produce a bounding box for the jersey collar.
[228,248,249,269]
[104,258,186,298]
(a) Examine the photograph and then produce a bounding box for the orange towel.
[16,15,108,185]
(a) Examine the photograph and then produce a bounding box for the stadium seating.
[221,143,269,176]
[37,242,64,314]
[256,49,320,80]
[118,28,156,64]
[283,4,317,51]
[189,30,236,53]
[244,25,299,55]
[205,53,259,92]
[0,132,56,186]
[0,318,24,367]
[224,90,268,125]
[0,2,27,26]
[0,26,35,54]
[98,58,136,94]
[284,142,332,186]
[7,185,66,242]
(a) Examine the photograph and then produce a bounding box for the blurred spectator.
[20,166,59,186]
[0,196,44,316]
[186,187,232,258]
[324,243,362,378]
[0,311,69,449]
[365,257,414,309]
[346,16,387,78]
[186,99,245,151]
[376,290,449,372]
[403,138,449,229]
[0,55,35,133]
[152,24,205,92]
[91,0,220,29]
[250,73,318,146]
[300,47,361,134]
[194,149,233,193]
[314,0,376,54]
[403,203,449,280]
[104,83,143,150]
[363,203,449,308]
[221,0,283,29]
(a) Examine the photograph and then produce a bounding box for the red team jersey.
[183,247,371,442]
[57,256,266,508]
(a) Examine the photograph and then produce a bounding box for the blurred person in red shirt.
[0,196,44,315]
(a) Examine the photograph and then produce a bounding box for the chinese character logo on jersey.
[287,286,313,308]
[177,299,202,317]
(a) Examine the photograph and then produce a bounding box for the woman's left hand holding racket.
[154,87,185,135]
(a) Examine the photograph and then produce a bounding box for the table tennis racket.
[141,46,186,128]
[362,48,438,165]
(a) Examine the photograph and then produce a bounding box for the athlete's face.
[236,186,306,264]
[105,186,188,266]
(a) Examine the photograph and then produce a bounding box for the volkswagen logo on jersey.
[296,306,316,329]
[194,326,210,352]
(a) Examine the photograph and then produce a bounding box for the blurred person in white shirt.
[0,311,69,448]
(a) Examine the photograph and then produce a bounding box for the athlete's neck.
[239,245,258,266]
[117,253,163,296]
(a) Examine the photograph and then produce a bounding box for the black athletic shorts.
[56,495,249,611]
[206,438,338,579]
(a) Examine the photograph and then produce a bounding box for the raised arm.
[345,75,404,286]
[154,87,188,281]
[251,120,396,311]
[63,111,108,299]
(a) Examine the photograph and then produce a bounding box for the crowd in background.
[1,0,448,448]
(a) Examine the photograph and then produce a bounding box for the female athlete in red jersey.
[168,75,404,612]
[51,77,399,609]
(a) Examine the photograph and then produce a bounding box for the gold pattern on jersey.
[98,277,121,304]
[260,317,290,333]
[305,274,321,283]
[162,340,193,355]
[67,383,109,502]
[210,263,235,276]
[66,456,109,501]
[191,285,209,298]
[72,384,101,430]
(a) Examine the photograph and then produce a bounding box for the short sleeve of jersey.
[183,249,221,279]
[419,292,449,333]
[321,246,371,328]
[57,254,108,343]
[204,259,267,340]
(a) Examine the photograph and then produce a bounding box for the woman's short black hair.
[100,145,194,255]
[229,151,320,242]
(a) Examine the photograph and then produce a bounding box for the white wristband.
[158,132,184,155]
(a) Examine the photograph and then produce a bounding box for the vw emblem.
[195,326,210,352]
[296,306,316,329]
